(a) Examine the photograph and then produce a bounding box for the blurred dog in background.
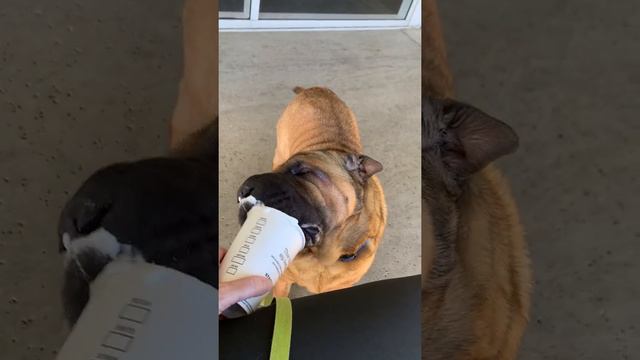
[58,0,218,324]
[421,1,531,359]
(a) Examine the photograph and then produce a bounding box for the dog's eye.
[339,239,370,263]
[290,163,311,176]
[339,253,357,262]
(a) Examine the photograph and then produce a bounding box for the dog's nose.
[238,184,254,199]
[237,174,285,202]
[237,174,267,200]
[58,197,112,252]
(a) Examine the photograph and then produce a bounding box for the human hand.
[218,247,272,315]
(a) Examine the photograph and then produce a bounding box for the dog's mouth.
[299,223,322,247]
[238,195,258,223]
[237,195,321,247]
[236,195,365,261]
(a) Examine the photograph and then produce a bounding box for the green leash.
[269,297,293,360]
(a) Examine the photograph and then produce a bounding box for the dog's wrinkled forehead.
[421,98,453,187]
[280,151,344,171]
[421,97,459,153]
[279,151,353,184]
[278,151,362,221]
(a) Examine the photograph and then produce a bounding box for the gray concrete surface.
[439,1,640,358]
[0,1,182,358]
[219,30,422,297]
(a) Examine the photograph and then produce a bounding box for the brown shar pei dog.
[421,97,531,360]
[236,87,387,296]
[421,1,531,358]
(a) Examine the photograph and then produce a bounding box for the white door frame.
[220,0,421,31]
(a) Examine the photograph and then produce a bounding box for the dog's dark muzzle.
[237,173,323,247]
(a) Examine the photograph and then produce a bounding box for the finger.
[219,276,272,313]
[218,247,227,263]
[219,276,272,314]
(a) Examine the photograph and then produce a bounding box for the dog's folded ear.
[423,97,518,179]
[346,154,383,181]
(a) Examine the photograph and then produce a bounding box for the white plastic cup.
[57,257,218,360]
[220,204,305,318]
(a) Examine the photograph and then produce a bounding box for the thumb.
[219,276,272,315]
